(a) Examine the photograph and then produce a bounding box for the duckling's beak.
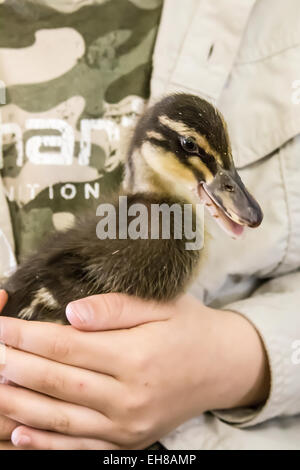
[198,168,263,238]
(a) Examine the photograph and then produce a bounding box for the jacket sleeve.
[150,0,257,102]
[0,176,17,280]
[213,270,300,427]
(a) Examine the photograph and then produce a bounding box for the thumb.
[66,293,172,331]
[0,290,8,313]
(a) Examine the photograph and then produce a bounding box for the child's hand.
[0,290,19,445]
[0,293,269,450]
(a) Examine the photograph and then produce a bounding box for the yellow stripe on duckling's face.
[140,141,197,201]
[141,141,196,185]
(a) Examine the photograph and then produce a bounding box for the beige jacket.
[0,0,300,451]
[152,0,300,450]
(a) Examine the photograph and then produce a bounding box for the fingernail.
[12,433,31,447]
[66,301,94,324]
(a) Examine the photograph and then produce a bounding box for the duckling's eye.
[180,136,198,153]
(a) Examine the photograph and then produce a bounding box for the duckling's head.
[126,93,263,238]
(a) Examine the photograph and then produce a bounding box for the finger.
[0,290,8,312]
[66,293,172,331]
[0,348,123,413]
[0,414,18,440]
[11,426,121,450]
[0,374,17,386]
[0,316,131,375]
[0,385,123,442]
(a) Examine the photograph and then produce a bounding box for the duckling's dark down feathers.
[2,193,200,323]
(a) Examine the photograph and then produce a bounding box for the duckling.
[1,93,263,324]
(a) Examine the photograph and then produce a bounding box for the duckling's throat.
[123,147,170,197]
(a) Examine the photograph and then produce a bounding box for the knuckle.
[49,333,72,360]
[49,412,70,434]
[129,348,151,372]
[123,389,150,417]
[120,419,153,445]
[135,357,153,379]
[39,370,65,395]
[99,294,125,324]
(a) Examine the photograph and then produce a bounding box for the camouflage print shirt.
[0,0,162,278]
